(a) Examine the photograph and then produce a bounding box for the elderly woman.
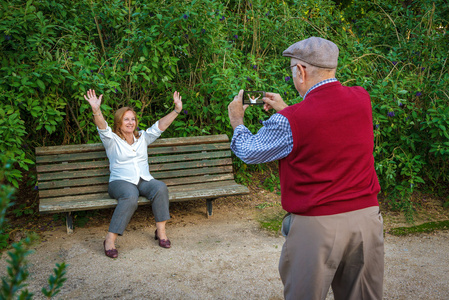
[84,89,182,258]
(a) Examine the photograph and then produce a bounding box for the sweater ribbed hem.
[286,194,379,216]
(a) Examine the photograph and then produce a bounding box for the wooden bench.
[35,134,249,233]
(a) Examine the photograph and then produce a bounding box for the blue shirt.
[231,78,338,164]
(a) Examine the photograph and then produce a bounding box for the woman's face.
[120,110,136,135]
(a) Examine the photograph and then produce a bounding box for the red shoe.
[154,230,171,249]
[103,240,118,258]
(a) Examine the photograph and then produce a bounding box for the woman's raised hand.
[84,89,103,112]
[173,91,182,113]
[157,91,184,131]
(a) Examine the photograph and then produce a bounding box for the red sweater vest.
[278,81,380,216]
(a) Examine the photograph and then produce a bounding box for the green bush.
[336,0,449,216]
[0,0,447,215]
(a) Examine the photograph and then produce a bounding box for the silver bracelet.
[174,109,180,114]
[93,112,101,116]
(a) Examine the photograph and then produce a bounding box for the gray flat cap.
[283,37,339,69]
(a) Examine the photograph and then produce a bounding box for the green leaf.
[36,79,45,91]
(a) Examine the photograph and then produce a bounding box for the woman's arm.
[83,89,107,130]
[158,91,183,131]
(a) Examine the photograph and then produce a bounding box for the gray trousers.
[279,206,384,300]
[108,178,170,235]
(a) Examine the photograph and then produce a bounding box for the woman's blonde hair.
[113,107,141,140]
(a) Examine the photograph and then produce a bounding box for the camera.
[243,91,265,105]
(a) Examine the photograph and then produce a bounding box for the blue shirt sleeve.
[230,113,293,164]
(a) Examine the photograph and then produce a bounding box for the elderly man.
[228,37,384,300]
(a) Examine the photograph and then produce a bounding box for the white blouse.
[97,121,163,184]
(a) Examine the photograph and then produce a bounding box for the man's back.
[278,81,380,216]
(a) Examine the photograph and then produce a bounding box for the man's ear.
[297,64,306,84]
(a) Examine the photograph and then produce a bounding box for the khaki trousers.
[279,206,384,300]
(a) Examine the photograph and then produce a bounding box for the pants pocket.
[281,213,292,237]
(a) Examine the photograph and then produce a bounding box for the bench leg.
[66,212,74,234]
[206,199,214,218]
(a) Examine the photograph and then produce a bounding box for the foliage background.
[1,0,448,215]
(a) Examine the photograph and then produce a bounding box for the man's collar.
[302,78,338,99]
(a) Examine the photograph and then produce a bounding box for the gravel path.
[1,204,448,300]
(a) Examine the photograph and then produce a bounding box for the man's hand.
[228,89,248,130]
[262,92,288,112]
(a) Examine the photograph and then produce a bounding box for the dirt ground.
[1,186,449,300]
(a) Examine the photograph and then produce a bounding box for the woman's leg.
[104,232,118,251]
[107,180,139,248]
[137,179,170,239]
[155,220,168,240]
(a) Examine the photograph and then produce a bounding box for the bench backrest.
[35,134,235,211]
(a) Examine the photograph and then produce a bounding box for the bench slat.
[37,160,109,173]
[36,143,105,156]
[149,134,229,147]
[38,176,111,190]
[38,168,110,182]
[150,158,232,172]
[168,183,248,201]
[39,184,108,198]
[148,142,230,155]
[150,165,233,180]
[161,174,235,187]
[35,134,229,155]
[148,150,231,164]
[39,182,248,213]
[36,151,107,164]
[164,180,239,192]
[41,192,111,203]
